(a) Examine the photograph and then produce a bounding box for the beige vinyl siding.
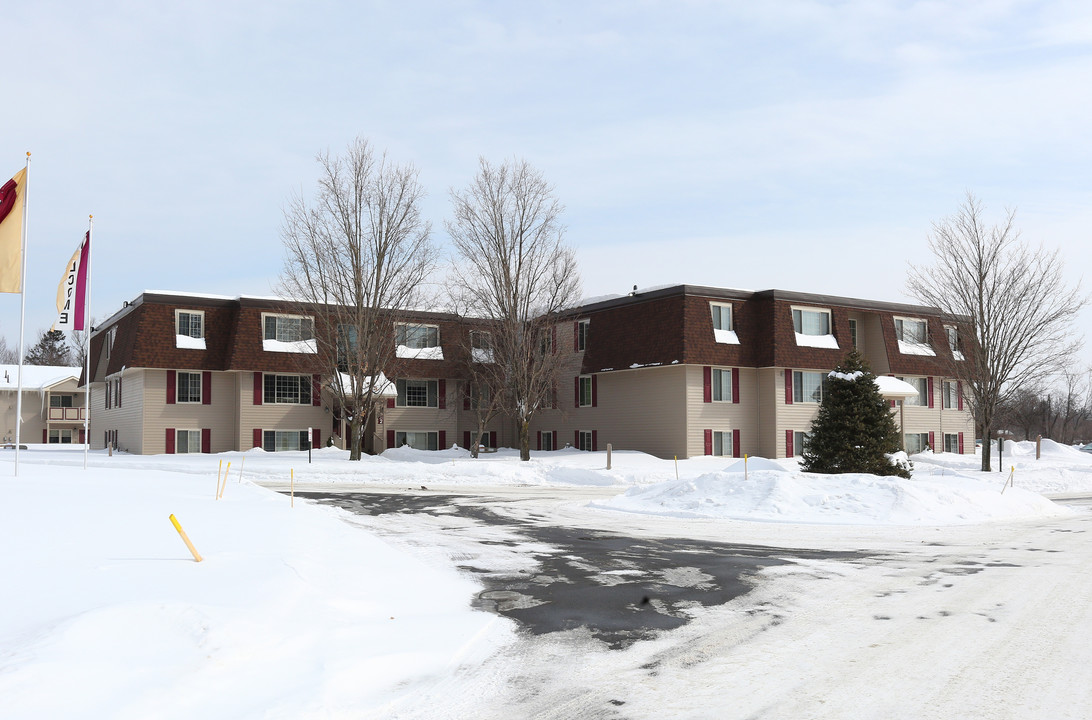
[535,365,687,459]
[756,368,779,458]
[685,365,759,459]
[0,390,49,445]
[88,372,146,452]
[143,369,241,454]
[382,407,459,450]
[237,371,325,451]
[776,367,822,458]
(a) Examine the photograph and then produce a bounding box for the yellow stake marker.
[218,462,231,499]
[216,460,223,499]
[169,514,203,562]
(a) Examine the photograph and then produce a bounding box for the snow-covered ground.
[1,440,1091,718]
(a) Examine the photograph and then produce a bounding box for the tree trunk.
[349,416,363,461]
[519,419,530,461]
[980,421,991,472]
[471,429,481,459]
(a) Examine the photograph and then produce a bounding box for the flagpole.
[13,152,29,477]
[83,216,92,469]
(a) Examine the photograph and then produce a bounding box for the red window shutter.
[105,381,110,409]
[386,397,395,409]
[463,431,471,449]
[463,384,470,410]
[78,429,85,444]
[166,370,176,404]
[786,429,793,458]
[489,431,496,448]
[42,429,46,443]
[253,429,262,448]
[165,428,175,454]
[574,377,580,407]
[552,431,557,450]
[202,371,212,405]
[312,374,321,406]
[732,368,740,404]
[201,428,211,453]
[733,429,741,458]
[704,429,712,455]
[118,378,122,407]
[957,381,964,411]
[958,432,964,454]
[591,375,597,407]
[386,430,395,449]
[552,325,558,354]
[573,321,579,351]
[927,377,935,409]
[537,431,542,451]
[575,430,579,448]
[703,366,712,403]
[438,430,446,449]
[929,431,935,450]
[253,372,263,405]
[312,429,320,448]
[784,369,793,404]
[592,430,597,451]
[551,383,558,409]
[438,379,446,409]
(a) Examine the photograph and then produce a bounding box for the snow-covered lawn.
[1,439,1090,718]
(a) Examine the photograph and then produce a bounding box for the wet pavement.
[292,490,875,649]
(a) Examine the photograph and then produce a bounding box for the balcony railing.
[48,408,86,421]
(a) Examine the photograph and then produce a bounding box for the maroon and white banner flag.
[54,231,90,332]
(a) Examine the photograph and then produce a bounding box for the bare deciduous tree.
[279,137,435,460]
[447,158,581,461]
[0,331,17,364]
[457,322,507,458]
[907,193,1086,471]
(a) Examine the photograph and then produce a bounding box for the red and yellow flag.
[0,168,27,293]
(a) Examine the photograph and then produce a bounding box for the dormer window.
[396,323,443,360]
[791,307,838,349]
[262,313,317,354]
[945,325,964,361]
[710,302,739,344]
[895,316,935,356]
[176,310,206,349]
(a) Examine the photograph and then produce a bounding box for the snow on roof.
[0,365,81,391]
[874,375,922,398]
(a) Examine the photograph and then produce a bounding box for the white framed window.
[578,376,593,407]
[849,318,858,348]
[263,374,312,405]
[793,371,827,403]
[944,433,960,453]
[541,432,555,451]
[264,314,313,343]
[50,395,74,408]
[897,376,928,406]
[263,430,312,452]
[106,327,117,358]
[712,368,733,402]
[577,320,589,351]
[793,431,809,458]
[711,303,732,331]
[712,430,733,457]
[942,380,960,409]
[396,378,438,408]
[945,325,965,360]
[395,430,438,451]
[176,429,202,454]
[177,371,202,403]
[396,323,439,349]
[905,432,930,454]
[48,429,75,444]
[792,307,831,336]
[176,310,204,338]
[577,430,594,451]
[895,317,928,344]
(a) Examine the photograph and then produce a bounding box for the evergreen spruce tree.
[800,348,909,478]
[24,329,73,366]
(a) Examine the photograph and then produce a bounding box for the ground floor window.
[395,430,438,451]
[48,429,74,444]
[577,430,594,451]
[541,431,555,451]
[263,430,311,452]
[712,430,733,457]
[794,431,809,457]
[905,432,930,454]
[944,433,960,453]
[176,429,202,454]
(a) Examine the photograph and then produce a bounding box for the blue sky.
[2,1,1090,354]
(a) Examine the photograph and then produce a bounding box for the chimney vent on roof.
[630,285,637,296]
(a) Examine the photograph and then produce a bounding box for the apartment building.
[527,285,974,459]
[0,364,86,445]
[85,286,974,459]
